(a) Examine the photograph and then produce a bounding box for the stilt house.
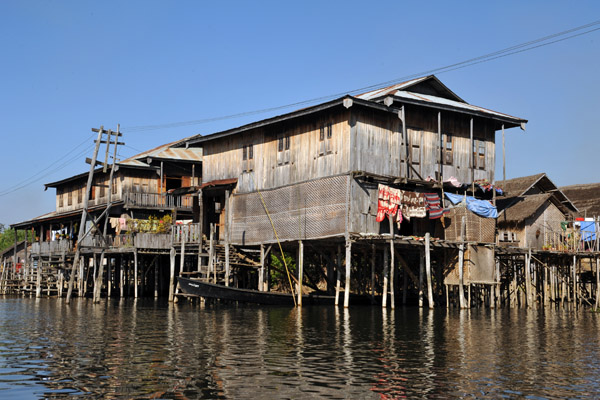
[496,173,577,250]
[176,75,527,305]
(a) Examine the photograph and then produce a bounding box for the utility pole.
[66,126,123,303]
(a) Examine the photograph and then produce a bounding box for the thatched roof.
[498,173,577,217]
[501,173,546,197]
[560,182,600,218]
[497,193,552,225]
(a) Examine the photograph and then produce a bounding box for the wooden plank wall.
[202,110,352,194]
[352,106,497,184]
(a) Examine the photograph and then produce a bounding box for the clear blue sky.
[1,1,599,226]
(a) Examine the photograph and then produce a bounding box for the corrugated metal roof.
[119,136,202,166]
[360,89,524,122]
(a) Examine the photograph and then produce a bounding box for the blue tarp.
[444,193,498,219]
[580,221,597,242]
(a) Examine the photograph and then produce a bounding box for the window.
[67,189,73,206]
[78,187,83,204]
[473,139,486,170]
[242,144,254,172]
[442,134,453,165]
[499,231,518,242]
[319,123,333,156]
[112,177,117,195]
[58,188,63,208]
[277,134,290,166]
[99,178,106,198]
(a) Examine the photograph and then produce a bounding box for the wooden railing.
[31,240,73,255]
[123,192,193,210]
[172,223,202,244]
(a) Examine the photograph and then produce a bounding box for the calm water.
[0,298,599,399]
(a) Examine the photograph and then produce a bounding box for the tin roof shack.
[178,75,526,307]
[496,173,577,250]
[10,140,202,298]
[560,182,600,219]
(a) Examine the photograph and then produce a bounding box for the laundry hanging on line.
[444,192,498,219]
[424,193,449,219]
[377,184,443,224]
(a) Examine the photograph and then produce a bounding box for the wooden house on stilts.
[177,75,528,308]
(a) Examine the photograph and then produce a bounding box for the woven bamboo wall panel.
[230,175,348,245]
[444,206,496,243]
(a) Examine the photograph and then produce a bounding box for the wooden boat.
[177,277,336,305]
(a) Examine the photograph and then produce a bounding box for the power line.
[123,19,600,133]
[0,135,96,197]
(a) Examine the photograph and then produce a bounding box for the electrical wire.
[122,20,600,133]
[0,135,96,197]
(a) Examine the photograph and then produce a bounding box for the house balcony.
[123,191,194,211]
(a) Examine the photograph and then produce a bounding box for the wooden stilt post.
[297,240,303,307]
[371,243,376,302]
[178,231,186,299]
[259,244,265,291]
[382,248,389,308]
[335,244,341,306]
[572,255,577,309]
[93,251,107,303]
[418,248,424,307]
[425,233,434,309]
[595,257,599,309]
[119,256,124,298]
[344,239,351,308]
[134,249,139,298]
[107,256,112,299]
[445,284,449,308]
[154,256,159,299]
[168,247,176,302]
[389,217,395,310]
[402,261,408,305]
[458,216,466,309]
[525,250,532,308]
[224,190,230,287]
[36,256,42,298]
[208,223,215,283]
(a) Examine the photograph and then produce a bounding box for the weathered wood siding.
[202,110,352,194]
[522,202,565,249]
[351,106,496,183]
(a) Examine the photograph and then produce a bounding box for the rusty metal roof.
[119,137,202,167]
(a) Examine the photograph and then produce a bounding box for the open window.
[242,143,254,172]
[473,139,486,170]
[442,133,453,165]
[319,123,332,156]
[277,134,290,166]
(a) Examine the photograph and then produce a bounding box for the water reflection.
[0,299,599,398]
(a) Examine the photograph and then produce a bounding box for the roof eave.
[379,95,527,129]
[183,96,393,146]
